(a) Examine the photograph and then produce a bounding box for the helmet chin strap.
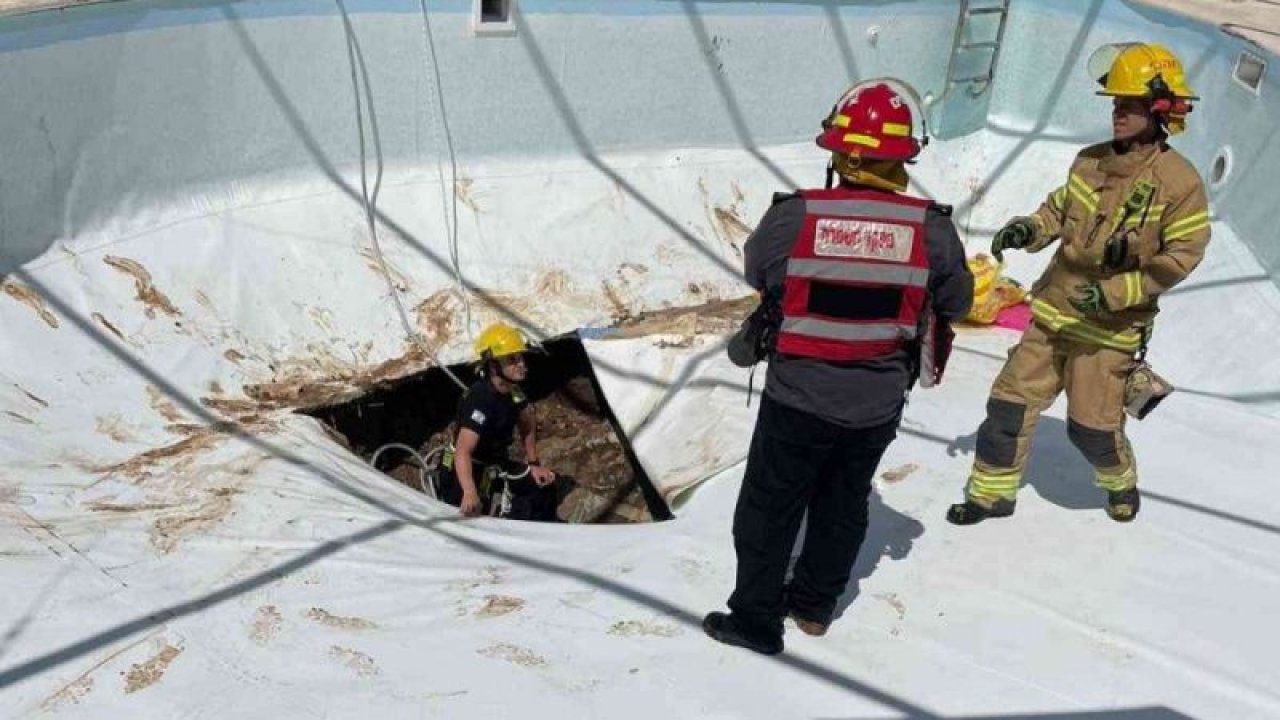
[830,154,910,193]
[482,355,521,387]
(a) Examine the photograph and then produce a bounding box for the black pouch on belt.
[728,289,782,368]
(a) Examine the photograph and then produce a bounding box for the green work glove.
[1068,281,1108,315]
[991,218,1035,262]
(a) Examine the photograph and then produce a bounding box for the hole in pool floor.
[303,334,672,524]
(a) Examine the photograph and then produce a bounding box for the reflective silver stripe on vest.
[804,199,929,223]
[787,259,929,287]
[781,317,918,341]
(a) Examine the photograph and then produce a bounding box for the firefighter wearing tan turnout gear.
[949,43,1211,525]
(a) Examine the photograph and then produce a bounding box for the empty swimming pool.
[2,1,1279,717]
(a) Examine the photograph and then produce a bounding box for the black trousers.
[728,393,898,633]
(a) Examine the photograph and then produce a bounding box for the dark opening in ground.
[304,334,671,524]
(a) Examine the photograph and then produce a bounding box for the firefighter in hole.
[437,323,568,522]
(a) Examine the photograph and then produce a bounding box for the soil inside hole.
[304,335,670,524]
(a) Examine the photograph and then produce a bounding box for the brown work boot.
[787,610,829,637]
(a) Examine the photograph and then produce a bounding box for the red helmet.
[816,80,923,162]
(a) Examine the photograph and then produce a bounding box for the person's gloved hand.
[1068,281,1108,315]
[991,218,1035,262]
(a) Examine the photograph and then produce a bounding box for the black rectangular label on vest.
[808,282,902,321]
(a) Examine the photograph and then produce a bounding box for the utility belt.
[439,445,532,517]
[1124,327,1173,420]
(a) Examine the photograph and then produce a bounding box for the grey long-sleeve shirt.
[744,191,974,429]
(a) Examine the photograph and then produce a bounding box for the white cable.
[417,0,473,339]
[370,442,439,499]
[339,2,467,391]
[498,463,531,481]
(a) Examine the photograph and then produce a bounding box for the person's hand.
[530,465,557,487]
[1068,281,1108,315]
[460,490,483,517]
[991,217,1035,262]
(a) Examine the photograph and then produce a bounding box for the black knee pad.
[976,398,1026,467]
[1067,419,1123,468]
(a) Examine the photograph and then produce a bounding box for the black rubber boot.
[946,498,1016,526]
[1106,487,1140,522]
[702,612,783,656]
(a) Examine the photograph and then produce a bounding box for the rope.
[338,0,467,391]
[417,0,474,338]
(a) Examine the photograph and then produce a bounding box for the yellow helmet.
[473,322,528,360]
[1088,43,1198,133]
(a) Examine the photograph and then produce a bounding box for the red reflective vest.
[776,187,932,364]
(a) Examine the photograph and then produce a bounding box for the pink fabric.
[994,302,1032,331]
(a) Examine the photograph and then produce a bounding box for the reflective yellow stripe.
[843,133,881,148]
[1068,187,1098,213]
[1063,325,1140,351]
[1068,173,1093,193]
[1068,174,1100,212]
[1046,317,1141,351]
[833,114,851,128]
[1123,204,1166,227]
[967,469,1021,502]
[1165,210,1209,234]
[1031,299,1143,352]
[1049,187,1067,212]
[1096,438,1137,492]
[1165,219,1210,241]
[1123,271,1144,307]
[1095,463,1137,492]
[882,122,910,137]
[1162,210,1211,242]
[1046,319,1140,351]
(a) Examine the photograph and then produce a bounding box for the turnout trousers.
[965,322,1138,507]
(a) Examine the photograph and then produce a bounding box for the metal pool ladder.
[943,0,1012,97]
